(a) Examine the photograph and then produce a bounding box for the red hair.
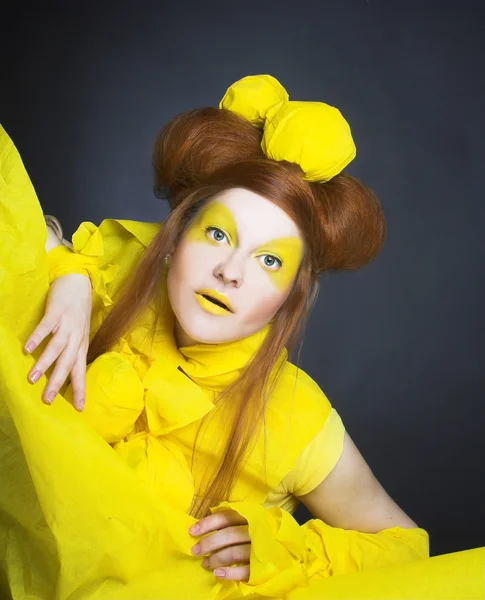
[87,108,386,518]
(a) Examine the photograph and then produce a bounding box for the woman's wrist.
[44,216,97,286]
[47,245,94,284]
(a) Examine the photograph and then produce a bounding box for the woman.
[0,75,482,599]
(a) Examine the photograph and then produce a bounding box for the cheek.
[168,241,215,287]
[167,242,199,311]
[247,293,287,324]
[267,266,299,292]
[240,267,291,326]
[167,241,227,313]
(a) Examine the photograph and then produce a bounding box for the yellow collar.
[156,278,272,392]
[123,277,282,435]
[179,327,270,393]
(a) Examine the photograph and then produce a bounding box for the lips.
[195,289,234,313]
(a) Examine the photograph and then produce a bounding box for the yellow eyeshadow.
[255,237,303,291]
[184,201,238,246]
[184,202,302,291]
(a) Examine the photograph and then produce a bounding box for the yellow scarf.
[155,280,274,393]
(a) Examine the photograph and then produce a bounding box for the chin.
[178,315,244,345]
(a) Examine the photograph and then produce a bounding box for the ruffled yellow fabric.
[70,352,145,443]
[211,502,429,598]
[219,74,356,182]
[47,244,93,282]
[47,225,118,316]
[0,123,48,344]
[2,123,484,600]
[286,546,485,600]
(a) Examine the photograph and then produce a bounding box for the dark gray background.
[1,0,484,557]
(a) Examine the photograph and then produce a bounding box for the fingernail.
[191,544,200,555]
[74,395,85,412]
[214,569,225,578]
[202,558,209,568]
[190,523,200,534]
[25,342,35,353]
[29,370,41,383]
[46,391,56,403]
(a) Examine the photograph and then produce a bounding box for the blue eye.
[256,254,282,271]
[206,227,230,244]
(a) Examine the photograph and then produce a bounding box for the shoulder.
[69,218,163,322]
[262,359,345,492]
[73,218,162,256]
[101,219,162,247]
[264,360,337,448]
[72,218,161,280]
[274,360,334,421]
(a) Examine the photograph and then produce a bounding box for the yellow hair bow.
[219,74,356,182]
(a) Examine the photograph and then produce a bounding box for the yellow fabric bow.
[219,74,356,182]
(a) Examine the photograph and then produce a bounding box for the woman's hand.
[24,273,92,411]
[189,509,251,581]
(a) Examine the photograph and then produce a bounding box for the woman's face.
[167,188,304,346]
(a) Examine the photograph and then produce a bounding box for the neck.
[173,319,197,348]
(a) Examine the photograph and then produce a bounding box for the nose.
[213,253,244,287]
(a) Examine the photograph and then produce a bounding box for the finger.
[213,565,249,582]
[190,510,248,536]
[194,525,250,556]
[24,315,58,354]
[69,349,87,412]
[41,340,80,404]
[202,543,250,570]
[28,331,70,384]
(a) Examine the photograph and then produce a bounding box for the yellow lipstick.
[195,289,234,316]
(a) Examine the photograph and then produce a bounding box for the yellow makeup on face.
[184,201,238,246]
[255,237,303,291]
[184,199,302,291]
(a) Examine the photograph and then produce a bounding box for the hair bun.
[219,74,289,126]
[263,100,356,182]
[220,74,356,182]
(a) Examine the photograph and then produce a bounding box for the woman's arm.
[297,431,418,532]
[190,399,427,592]
[26,215,92,410]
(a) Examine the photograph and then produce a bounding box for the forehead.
[204,188,302,245]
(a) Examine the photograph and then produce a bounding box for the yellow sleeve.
[46,218,160,339]
[47,244,97,283]
[212,501,430,598]
[46,221,119,317]
[282,408,345,497]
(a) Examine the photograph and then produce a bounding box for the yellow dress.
[0,124,483,600]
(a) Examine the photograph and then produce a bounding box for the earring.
[164,254,171,265]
